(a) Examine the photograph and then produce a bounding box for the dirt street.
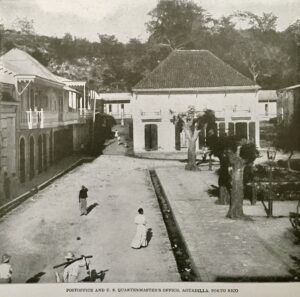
[0,154,180,283]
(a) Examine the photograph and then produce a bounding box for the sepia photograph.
[0,0,300,296]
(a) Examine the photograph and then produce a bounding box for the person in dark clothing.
[79,185,88,215]
[3,172,11,201]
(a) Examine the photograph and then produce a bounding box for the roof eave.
[133,85,261,93]
[15,74,65,88]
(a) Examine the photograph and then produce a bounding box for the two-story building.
[132,50,260,154]
[0,48,92,188]
[0,70,19,200]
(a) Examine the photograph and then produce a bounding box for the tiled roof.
[134,50,256,90]
[0,48,59,83]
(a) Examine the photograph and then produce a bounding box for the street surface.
[0,142,180,283]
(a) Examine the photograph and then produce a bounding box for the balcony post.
[40,108,44,128]
[28,108,33,129]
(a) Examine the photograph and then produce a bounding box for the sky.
[0,0,299,42]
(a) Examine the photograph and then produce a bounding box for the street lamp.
[267,147,277,217]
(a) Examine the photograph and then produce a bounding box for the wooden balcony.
[20,108,92,129]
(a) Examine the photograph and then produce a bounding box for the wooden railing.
[20,108,93,129]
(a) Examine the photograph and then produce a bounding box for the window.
[121,104,124,110]
[109,104,112,112]
[265,103,269,116]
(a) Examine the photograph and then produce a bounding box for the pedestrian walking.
[131,208,148,249]
[79,185,88,215]
[3,172,11,201]
[0,254,12,283]
[114,129,119,140]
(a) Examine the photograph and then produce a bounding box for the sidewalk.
[0,154,90,208]
[155,166,300,281]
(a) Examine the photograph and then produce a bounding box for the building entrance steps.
[155,167,300,282]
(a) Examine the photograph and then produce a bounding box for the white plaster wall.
[132,90,260,153]
[133,92,258,115]
[258,101,277,120]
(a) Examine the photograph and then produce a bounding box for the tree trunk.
[185,138,199,171]
[218,156,231,205]
[227,152,245,219]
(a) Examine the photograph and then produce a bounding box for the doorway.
[144,124,158,151]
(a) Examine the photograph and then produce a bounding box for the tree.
[208,135,237,204]
[97,34,126,90]
[12,17,35,35]
[170,106,215,171]
[227,141,258,219]
[233,11,278,32]
[146,0,210,50]
[208,135,258,218]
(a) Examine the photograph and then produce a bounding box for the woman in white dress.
[131,208,148,249]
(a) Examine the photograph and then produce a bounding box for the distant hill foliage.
[0,0,299,91]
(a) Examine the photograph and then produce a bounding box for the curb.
[0,157,94,218]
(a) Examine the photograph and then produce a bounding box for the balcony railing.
[20,108,94,129]
[20,109,44,129]
[231,108,252,120]
[108,112,132,119]
[140,110,162,120]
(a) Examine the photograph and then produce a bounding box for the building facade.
[0,48,92,196]
[277,84,300,125]
[257,90,277,121]
[132,50,260,154]
[0,72,18,200]
[96,92,132,121]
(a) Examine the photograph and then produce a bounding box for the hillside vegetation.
[0,0,299,92]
